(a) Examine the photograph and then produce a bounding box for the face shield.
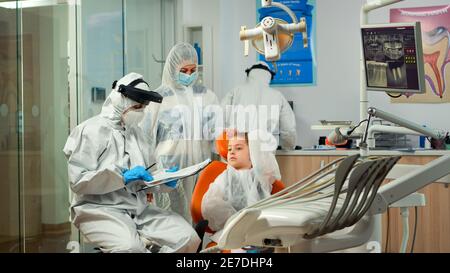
[144,102,161,133]
[122,104,146,127]
[114,78,163,105]
[111,76,163,129]
[245,62,276,80]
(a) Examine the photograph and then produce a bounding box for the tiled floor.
[0,232,72,253]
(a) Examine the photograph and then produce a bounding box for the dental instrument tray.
[319,120,353,126]
[138,158,212,192]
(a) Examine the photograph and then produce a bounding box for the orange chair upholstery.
[272,179,285,195]
[191,161,227,234]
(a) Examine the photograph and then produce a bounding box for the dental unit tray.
[138,159,212,191]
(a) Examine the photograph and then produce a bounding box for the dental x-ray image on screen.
[361,22,426,94]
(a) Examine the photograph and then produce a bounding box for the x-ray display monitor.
[361,22,425,94]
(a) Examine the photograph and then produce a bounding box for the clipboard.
[138,158,212,192]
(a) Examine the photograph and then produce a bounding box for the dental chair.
[191,132,285,252]
[202,154,401,253]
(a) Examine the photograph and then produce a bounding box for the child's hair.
[230,130,249,145]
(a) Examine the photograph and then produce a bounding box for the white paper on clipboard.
[139,158,212,191]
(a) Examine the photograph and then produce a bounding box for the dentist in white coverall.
[63,72,200,253]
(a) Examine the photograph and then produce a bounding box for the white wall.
[182,0,221,94]
[182,0,450,148]
[217,0,258,99]
[79,0,174,120]
[181,0,259,96]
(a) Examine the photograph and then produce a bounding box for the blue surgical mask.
[177,71,198,86]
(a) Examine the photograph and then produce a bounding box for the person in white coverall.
[222,61,297,150]
[152,43,219,223]
[63,72,200,253]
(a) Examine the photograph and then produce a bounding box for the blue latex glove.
[122,166,153,185]
[165,165,179,188]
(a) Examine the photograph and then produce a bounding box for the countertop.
[276,149,450,156]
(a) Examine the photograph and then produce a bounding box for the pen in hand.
[146,163,156,171]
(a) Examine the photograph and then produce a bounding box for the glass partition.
[20,1,71,253]
[0,0,176,253]
[78,0,124,121]
[78,0,173,121]
[125,0,164,90]
[0,0,20,253]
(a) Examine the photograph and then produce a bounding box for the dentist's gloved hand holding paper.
[123,166,154,185]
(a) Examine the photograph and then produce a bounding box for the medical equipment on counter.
[240,0,308,61]
[369,120,414,150]
[326,128,352,146]
[325,119,369,147]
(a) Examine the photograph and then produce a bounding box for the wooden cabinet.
[276,154,450,253]
[276,156,328,187]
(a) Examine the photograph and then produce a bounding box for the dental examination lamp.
[240,0,308,61]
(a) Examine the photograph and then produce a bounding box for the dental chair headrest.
[216,130,231,160]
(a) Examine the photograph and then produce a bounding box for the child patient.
[201,130,281,232]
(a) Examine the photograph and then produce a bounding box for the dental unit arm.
[363,107,449,149]
[367,107,446,141]
[362,107,450,215]
[240,0,308,61]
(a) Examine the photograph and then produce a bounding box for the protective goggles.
[113,78,163,105]
[245,63,276,80]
